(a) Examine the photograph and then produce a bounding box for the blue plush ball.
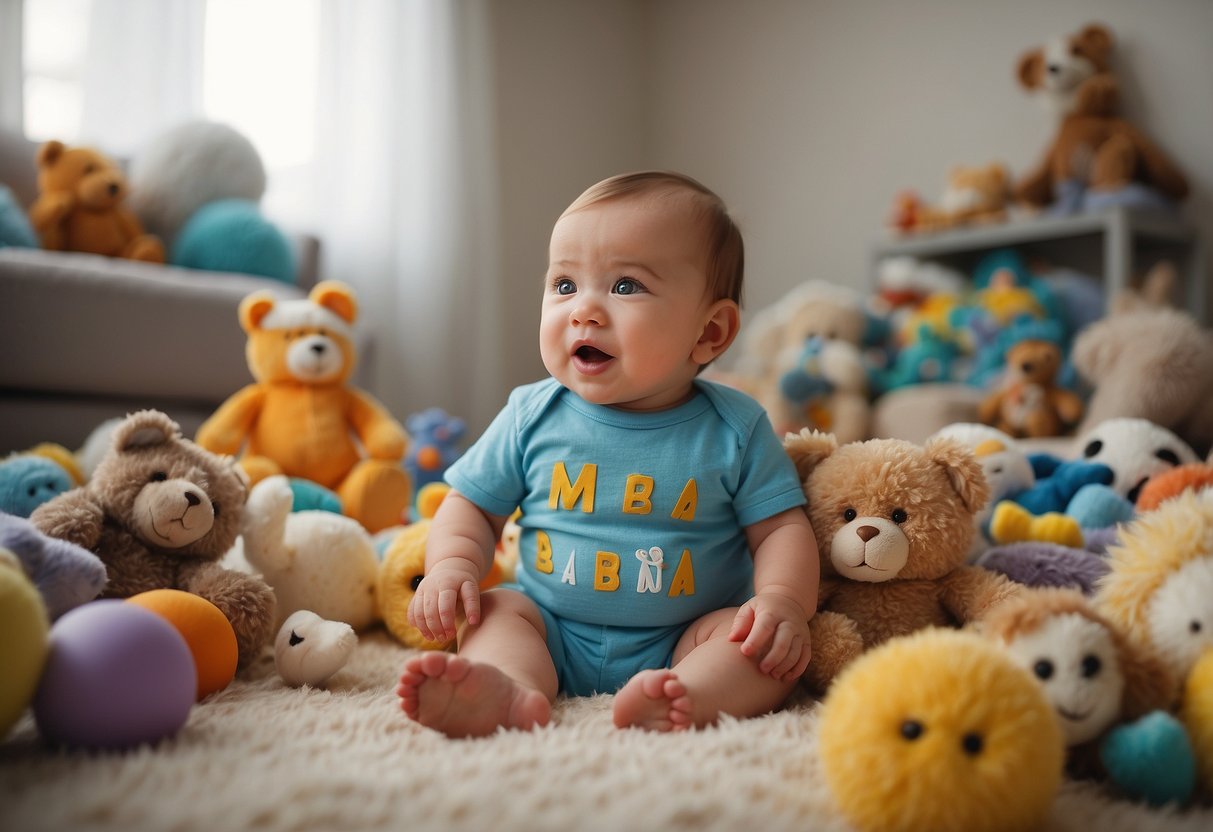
[171,199,295,284]
[0,455,74,517]
[32,600,196,750]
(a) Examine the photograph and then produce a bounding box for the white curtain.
[29,0,507,434]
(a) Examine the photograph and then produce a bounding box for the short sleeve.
[443,393,528,517]
[732,410,807,528]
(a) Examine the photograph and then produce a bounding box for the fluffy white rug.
[1,630,1210,832]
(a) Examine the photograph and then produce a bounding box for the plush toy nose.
[1021,361,1034,373]
[1047,63,1061,75]
[185,492,201,507]
[311,343,326,355]
[856,525,880,543]
[107,182,119,196]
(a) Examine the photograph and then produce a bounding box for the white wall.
[481,0,1213,433]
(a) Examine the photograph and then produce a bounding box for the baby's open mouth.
[572,345,614,373]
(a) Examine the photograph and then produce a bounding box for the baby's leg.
[397,588,556,738]
[613,607,796,731]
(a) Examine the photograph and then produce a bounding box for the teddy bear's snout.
[856,525,880,543]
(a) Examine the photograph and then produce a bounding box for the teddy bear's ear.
[36,140,65,168]
[112,410,181,453]
[924,436,990,514]
[1078,23,1113,65]
[1016,49,1044,90]
[783,429,837,482]
[239,291,277,333]
[310,281,358,325]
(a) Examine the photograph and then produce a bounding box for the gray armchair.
[0,128,324,454]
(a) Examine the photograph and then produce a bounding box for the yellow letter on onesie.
[622,474,654,515]
[549,462,597,512]
[594,551,620,591]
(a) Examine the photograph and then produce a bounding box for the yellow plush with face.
[819,628,1063,832]
[197,281,412,533]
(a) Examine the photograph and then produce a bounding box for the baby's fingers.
[759,623,796,675]
[740,611,776,658]
[460,581,481,627]
[728,605,756,642]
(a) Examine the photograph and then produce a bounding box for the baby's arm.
[407,491,508,643]
[729,507,820,682]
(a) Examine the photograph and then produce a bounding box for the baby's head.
[541,171,744,412]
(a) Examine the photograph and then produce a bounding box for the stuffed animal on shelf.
[981,587,1194,806]
[782,429,1019,692]
[236,475,380,631]
[0,512,106,620]
[818,628,1063,832]
[897,163,1012,234]
[28,140,164,262]
[978,338,1083,439]
[30,410,276,667]
[196,281,412,533]
[1013,23,1188,213]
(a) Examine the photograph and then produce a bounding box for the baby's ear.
[692,299,740,365]
[783,429,837,482]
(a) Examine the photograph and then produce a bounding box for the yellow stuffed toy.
[197,281,411,533]
[28,140,164,262]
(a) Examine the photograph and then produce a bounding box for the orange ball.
[126,590,238,700]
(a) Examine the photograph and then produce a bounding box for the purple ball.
[33,600,197,750]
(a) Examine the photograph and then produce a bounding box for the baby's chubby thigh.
[458,586,558,699]
[670,605,742,665]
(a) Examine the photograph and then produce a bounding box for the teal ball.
[172,199,295,284]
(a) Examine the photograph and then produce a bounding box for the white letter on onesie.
[561,550,577,585]
[635,546,664,594]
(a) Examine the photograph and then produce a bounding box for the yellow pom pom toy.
[0,549,49,737]
[819,627,1063,832]
[127,589,238,700]
[1182,650,1213,795]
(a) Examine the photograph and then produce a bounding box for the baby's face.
[541,194,728,411]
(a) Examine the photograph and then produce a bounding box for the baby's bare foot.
[612,669,694,731]
[396,651,551,738]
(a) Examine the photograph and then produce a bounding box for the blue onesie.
[444,377,807,696]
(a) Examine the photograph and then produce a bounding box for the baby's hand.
[407,560,481,643]
[728,592,812,682]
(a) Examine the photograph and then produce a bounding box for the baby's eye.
[613,278,645,295]
[553,278,576,295]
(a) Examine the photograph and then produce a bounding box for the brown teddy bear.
[28,140,164,262]
[899,163,1012,234]
[784,429,1019,692]
[196,281,412,533]
[978,338,1084,439]
[31,410,275,666]
[1013,23,1188,209]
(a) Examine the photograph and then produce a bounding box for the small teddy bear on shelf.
[978,338,1083,439]
[28,140,164,262]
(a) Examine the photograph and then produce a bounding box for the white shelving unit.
[871,206,1206,322]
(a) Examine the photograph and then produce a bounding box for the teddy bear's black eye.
[83,163,96,174]
[410,575,424,591]
[900,719,923,741]
[1192,620,1203,634]
[1034,659,1054,680]
[1081,655,1101,678]
[891,508,908,524]
[1082,440,1103,458]
[843,508,857,522]
[150,471,168,482]
[961,732,984,756]
[1155,449,1181,466]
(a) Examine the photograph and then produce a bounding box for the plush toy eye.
[1081,654,1101,678]
[410,575,424,591]
[83,163,96,174]
[1082,440,1103,458]
[1192,620,1204,634]
[150,471,168,482]
[891,508,908,524]
[961,732,984,756]
[991,466,1003,475]
[900,719,924,741]
[1155,448,1181,466]
[843,508,857,522]
[1034,659,1054,680]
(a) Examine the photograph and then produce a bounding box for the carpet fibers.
[2,630,1211,832]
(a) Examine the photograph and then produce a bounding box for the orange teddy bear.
[197,281,412,532]
[979,339,1084,439]
[28,140,164,262]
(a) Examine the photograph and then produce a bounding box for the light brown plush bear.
[31,410,275,666]
[784,429,1019,692]
[1013,23,1188,208]
[28,140,164,262]
[197,281,412,533]
[906,163,1012,233]
[978,338,1084,439]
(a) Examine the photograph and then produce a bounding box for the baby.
[397,171,819,737]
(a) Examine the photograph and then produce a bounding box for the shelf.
[871,206,1206,322]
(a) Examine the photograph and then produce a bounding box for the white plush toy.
[1074,417,1197,504]
[931,422,1035,558]
[240,475,380,631]
[274,610,357,688]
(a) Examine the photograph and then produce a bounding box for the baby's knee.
[479,588,546,631]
